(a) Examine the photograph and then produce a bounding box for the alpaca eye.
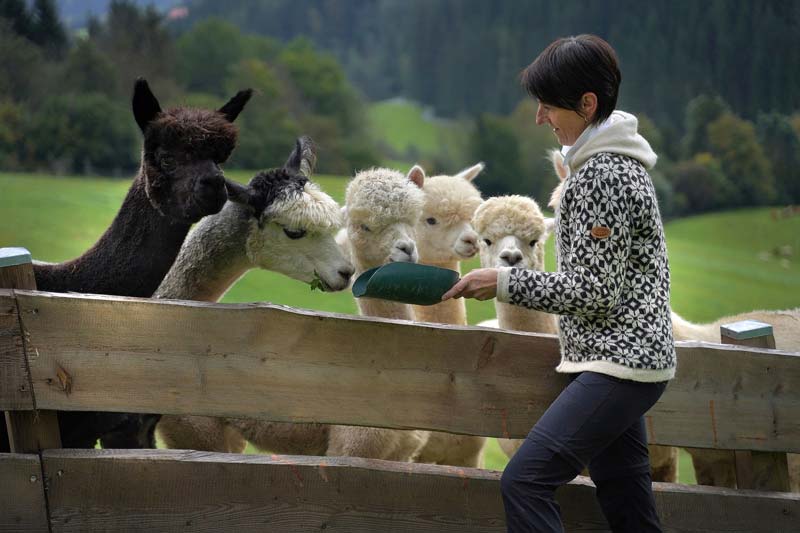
[160,156,176,171]
[529,240,538,247]
[360,224,371,232]
[426,217,437,225]
[283,228,307,240]
[483,238,492,246]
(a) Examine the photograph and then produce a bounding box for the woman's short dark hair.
[521,34,621,124]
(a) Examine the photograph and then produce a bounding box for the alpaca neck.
[495,301,558,334]
[155,202,253,302]
[413,259,466,325]
[33,172,191,297]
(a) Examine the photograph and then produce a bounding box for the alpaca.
[31,78,252,449]
[407,162,489,468]
[160,165,430,462]
[154,137,354,454]
[549,149,799,487]
[325,165,432,461]
[672,309,800,490]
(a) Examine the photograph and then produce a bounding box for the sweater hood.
[563,110,657,173]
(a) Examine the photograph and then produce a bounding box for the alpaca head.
[472,195,553,271]
[415,162,484,263]
[133,78,252,223]
[225,136,353,291]
[343,166,425,271]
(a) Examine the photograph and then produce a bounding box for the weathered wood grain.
[4,290,800,453]
[41,449,800,533]
[0,453,49,533]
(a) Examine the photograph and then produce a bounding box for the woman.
[442,34,675,532]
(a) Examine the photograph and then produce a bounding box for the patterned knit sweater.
[497,112,676,382]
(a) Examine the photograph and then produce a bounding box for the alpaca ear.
[406,164,425,189]
[544,217,556,236]
[456,162,485,182]
[285,135,317,177]
[550,149,567,182]
[132,78,162,134]
[218,89,254,123]
[224,179,256,212]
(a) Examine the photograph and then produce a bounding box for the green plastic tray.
[352,262,460,306]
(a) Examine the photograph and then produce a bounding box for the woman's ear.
[581,92,598,122]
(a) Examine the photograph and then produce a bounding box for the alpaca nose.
[461,233,477,247]
[338,265,354,281]
[500,250,523,266]
[396,241,415,256]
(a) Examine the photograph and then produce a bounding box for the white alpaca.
[155,138,353,453]
[549,149,800,488]
[405,163,489,468]
[325,165,432,461]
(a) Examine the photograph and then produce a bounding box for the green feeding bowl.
[352,262,460,306]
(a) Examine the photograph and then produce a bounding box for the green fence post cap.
[0,247,32,268]
[352,262,459,306]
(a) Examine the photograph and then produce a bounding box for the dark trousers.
[501,371,668,533]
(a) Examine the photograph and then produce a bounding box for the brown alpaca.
[33,79,252,449]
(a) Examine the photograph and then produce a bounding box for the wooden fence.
[1,248,799,532]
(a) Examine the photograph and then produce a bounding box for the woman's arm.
[444,171,633,318]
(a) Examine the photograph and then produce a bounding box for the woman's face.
[535,102,589,147]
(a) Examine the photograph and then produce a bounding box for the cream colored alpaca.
[155,138,353,453]
[550,149,800,488]
[405,163,489,468]
[673,309,800,490]
[326,165,431,461]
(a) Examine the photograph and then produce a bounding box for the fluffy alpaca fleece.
[549,148,799,488]
[673,308,800,490]
[472,195,561,460]
[31,79,251,450]
[161,166,430,462]
[327,166,431,461]
[152,138,354,453]
[409,163,487,468]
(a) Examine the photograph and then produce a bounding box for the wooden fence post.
[0,247,62,453]
[721,319,790,492]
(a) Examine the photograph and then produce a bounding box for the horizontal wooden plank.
[0,453,50,532]
[5,290,800,452]
[42,449,800,533]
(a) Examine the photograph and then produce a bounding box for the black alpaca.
[32,79,252,449]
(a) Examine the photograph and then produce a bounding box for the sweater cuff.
[496,267,513,303]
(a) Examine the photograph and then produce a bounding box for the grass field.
[2,171,799,482]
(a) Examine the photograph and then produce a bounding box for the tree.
[681,94,729,159]
[88,1,175,98]
[0,98,25,169]
[707,113,775,206]
[29,0,67,59]
[175,18,245,96]
[507,99,560,202]
[469,113,525,197]
[0,18,46,103]
[666,153,736,214]
[60,39,118,97]
[223,58,298,169]
[26,92,138,175]
[756,112,800,203]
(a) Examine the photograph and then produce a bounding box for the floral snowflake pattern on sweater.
[507,153,675,376]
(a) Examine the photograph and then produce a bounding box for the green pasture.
[2,172,799,482]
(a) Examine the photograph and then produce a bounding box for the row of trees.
[466,95,800,217]
[0,0,380,175]
[178,0,800,157]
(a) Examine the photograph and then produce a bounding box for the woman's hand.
[441,268,499,301]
